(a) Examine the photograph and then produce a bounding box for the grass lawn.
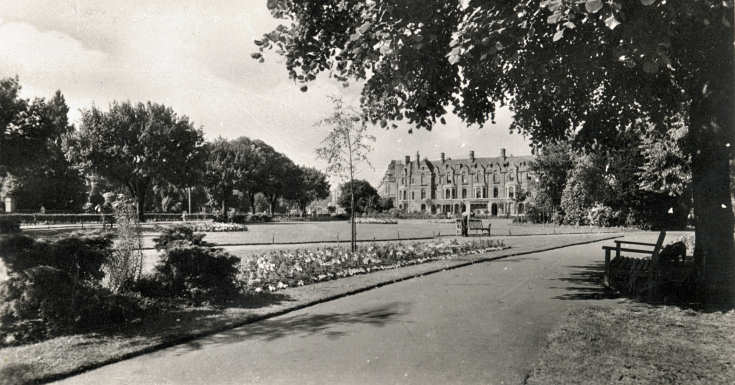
[526,302,735,385]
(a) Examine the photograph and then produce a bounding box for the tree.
[284,165,331,215]
[204,137,259,214]
[316,97,375,251]
[73,101,206,221]
[0,83,87,211]
[256,0,735,306]
[338,180,379,215]
[530,141,574,219]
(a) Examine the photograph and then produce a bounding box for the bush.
[0,217,20,234]
[0,233,111,282]
[153,225,212,250]
[0,232,151,346]
[0,267,145,345]
[587,203,617,227]
[151,246,241,303]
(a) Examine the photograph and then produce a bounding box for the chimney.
[469,150,475,161]
[500,148,506,159]
[405,155,410,164]
[441,152,445,162]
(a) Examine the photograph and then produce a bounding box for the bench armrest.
[614,240,657,247]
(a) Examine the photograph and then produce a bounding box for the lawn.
[526,302,735,385]
[24,218,624,248]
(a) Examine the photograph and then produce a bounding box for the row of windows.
[401,170,530,185]
[399,186,516,201]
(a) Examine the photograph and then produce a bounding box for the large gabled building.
[378,148,535,216]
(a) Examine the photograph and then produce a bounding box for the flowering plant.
[240,238,507,292]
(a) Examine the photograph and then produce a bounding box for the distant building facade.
[378,149,535,216]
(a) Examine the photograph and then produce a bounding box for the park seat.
[602,230,666,288]
[455,218,491,236]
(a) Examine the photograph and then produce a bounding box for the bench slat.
[602,246,655,254]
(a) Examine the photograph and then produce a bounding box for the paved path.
[56,240,621,385]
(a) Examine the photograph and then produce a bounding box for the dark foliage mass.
[141,226,242,304]
[0,233,146,345]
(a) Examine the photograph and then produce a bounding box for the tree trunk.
[689,78,735,307]
[136,191,146,223]
[692,149,734,307]
[248,192,256,214]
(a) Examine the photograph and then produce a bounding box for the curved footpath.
[41,232,639,385]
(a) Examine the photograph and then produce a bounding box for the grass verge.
[526,303,735,385]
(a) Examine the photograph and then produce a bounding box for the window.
[509,172,515,181]
[420,173,424,185]
[474,172,480,182]
[508,186,514,199]
[446,174,451,183]
[493,187,498,198]
[462,172,467,184]
[421,189,426,199]
[411,191,415,200]
[462,188,467,198]
[493,172,499,183]
[452,188,457,199]
[483,187,488,198]
[474,188,482,199]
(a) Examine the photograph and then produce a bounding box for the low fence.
[0,213,216,225]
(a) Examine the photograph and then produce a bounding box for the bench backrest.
[652,230,667,256]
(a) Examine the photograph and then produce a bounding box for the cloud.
[0,20,108,87]
[0,2,530,188]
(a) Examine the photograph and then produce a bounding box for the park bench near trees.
[603,231,696,300]
[455,218,491,236]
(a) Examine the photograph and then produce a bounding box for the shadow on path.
[551,262,619,301]
[170,301,411,354]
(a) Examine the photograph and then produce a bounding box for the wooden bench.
[603,231,667,298]
[455,218,491,236]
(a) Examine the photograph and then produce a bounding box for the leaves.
[585,0,604,14]
[604,14,621,29]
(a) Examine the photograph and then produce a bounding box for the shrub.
[0,267,145,345]
[151,246,241,303]
[587,203,617,227]
[153,225,212,250]
[0,233,111,282]
[0,217,20,234]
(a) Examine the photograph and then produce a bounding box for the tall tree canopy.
[256,0,735,305]
[0,78,86,210]
[205,137,260,213]
[338,179,379,215]
[283,165,331,214]
[73,101,206,220]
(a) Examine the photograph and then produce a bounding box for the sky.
[0,1,531,188]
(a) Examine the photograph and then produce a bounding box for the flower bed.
[354,217,398,224]
[240,238,508,292]
[157,221,248,233]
